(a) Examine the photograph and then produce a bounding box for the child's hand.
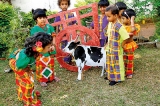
[131,16,135,26]
[52,33,56,37]
[50,45,55,51]
[104,44,108,50]
[129,33,134,36]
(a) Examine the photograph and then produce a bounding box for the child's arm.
[130,16,136,32]
[122,39,128,49]
[52,33,56,44]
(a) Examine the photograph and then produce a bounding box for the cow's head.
[63,41,80,53]
[63,35,80,53]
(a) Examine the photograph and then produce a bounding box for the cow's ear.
[76,41,80,45]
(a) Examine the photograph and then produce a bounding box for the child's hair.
[25,32,53,57]
[115,2,127,10]
[58,0,70,7]
[106,5,119,15]
[98,0,110,7]
[121,9,136,19]
[32,8,47,20]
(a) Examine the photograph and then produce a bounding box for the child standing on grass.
[115,2,127,22]
[30,8,60,87]
[105,5,129,86]
[90,0,110,47]
[121,9,140,79]
[54,0,76,65]
[9,32,54,106]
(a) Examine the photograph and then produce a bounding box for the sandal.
[40,82,47,87]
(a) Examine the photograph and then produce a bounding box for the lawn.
[0,47,160,106]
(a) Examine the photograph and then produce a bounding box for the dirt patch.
[139,23,156,39]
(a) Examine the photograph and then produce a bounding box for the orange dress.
[123,24,140,52]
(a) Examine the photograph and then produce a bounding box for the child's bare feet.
[35,91,41,97]
[127,75,133,79]
[54,76,60,82]
[40,82,47,87]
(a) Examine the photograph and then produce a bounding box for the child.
[30,8,56,37]
[90,0,110,47]
[54,0,76,65]
[30,8,60,86]
[104,5,129,86]
[115,2,127,22]
[9,32,54,106]
[121,9,140,79]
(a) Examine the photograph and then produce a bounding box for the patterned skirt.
[123,41,138,52]
[9,59,38,105]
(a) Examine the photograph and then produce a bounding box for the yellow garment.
[125,24,140,35]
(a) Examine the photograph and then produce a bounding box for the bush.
[0,2,30,58]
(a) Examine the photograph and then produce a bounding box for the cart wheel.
[55,25,100,72]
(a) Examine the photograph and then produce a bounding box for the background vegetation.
[0,2,56,58]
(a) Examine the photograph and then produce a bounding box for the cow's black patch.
[87,47,103,62]
[74,46,86,63]
[68,41,80,50]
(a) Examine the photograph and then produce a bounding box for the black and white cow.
[63,38,106,80]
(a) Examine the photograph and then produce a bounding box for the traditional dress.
[30,24,55,36]
[90,15,109,47]
[30,24,57,83]
[9,49,39,106]
[123,24,140,76]
[54,12,76,63]
[36,51,56,83]
[105,22,129,82]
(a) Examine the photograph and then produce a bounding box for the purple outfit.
[90,15,109,47]
[54,12,76,32]
[54,12,76,63]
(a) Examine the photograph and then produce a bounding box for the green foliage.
[150,21,160,42]
[130,0,160,23]
[0,2,29,58]
[0,2,17,32]
[20,11,35,28]
[0,2,58,58]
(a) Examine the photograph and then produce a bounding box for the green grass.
[0,47,160,106]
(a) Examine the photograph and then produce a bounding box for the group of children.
[91,0,140,86]
[6,0,140,105]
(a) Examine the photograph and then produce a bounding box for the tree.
[0,0,11,4]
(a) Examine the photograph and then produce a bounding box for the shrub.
[0,2,29,58]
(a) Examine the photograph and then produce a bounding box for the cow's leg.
[77,62,85,80]
[101,66,104,77]
[101,63,105,77]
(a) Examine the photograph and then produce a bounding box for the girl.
[90,0,110,47]
[30,8,56,37]
[30,8,60,86]
[9,32,54,106]
[54,0,76,65]
[121,9,140,79]
[105,5,129,86]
